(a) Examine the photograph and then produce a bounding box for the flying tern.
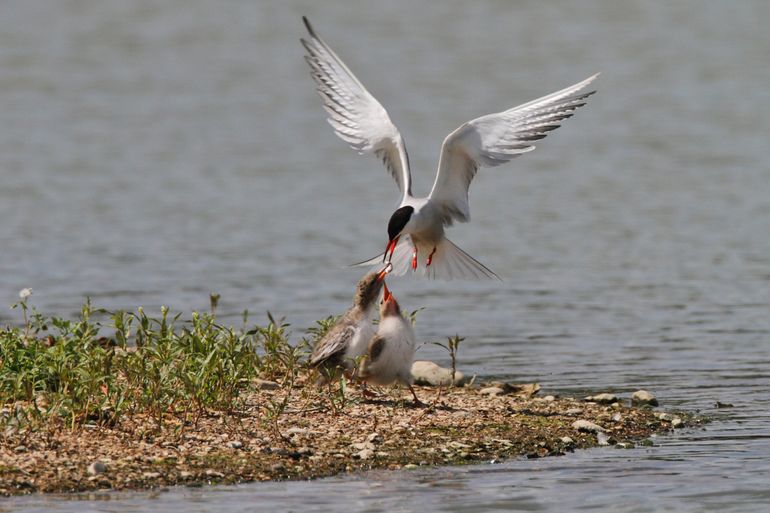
[302,17,598,280]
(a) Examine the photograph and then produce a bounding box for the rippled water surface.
[2,1,769,512]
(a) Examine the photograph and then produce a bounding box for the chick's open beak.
[382,282,393,302]
[375,262,393,282]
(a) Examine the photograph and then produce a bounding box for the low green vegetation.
[0,294,315,432]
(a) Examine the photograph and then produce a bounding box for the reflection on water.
[1,0,769,512]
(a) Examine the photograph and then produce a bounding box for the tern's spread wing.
[429,74,599,225]
[302,17,412,200]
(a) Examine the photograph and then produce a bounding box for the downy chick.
[310,264,390,379]
[358,283,421,404]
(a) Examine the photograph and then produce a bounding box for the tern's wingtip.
[302,16,316,37]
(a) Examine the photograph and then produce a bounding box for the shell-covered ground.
[0,381,697,496]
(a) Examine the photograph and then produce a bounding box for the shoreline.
[0,382,698,496]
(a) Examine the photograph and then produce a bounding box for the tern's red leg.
[411,246,418,270]
[426,246,437,267]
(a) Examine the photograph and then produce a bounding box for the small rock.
[639,439,654,447]
[142,472,161,479]
[611,412,622,422]
[479,386,505,396]
[672,417,684,428]
[585,393,619,404]
[13,445,27,453]
[632,390,659,406]
[597,432,611,446]
[227,440,243,449]
[543,395,556,402]
[354,448,374,460]
[411,361,466,387]
[286,427,308,436]
[565,408,583,416]
[270,463,285,472]
[654,412,674,422]
[205,469,225,478]
[560,436,574,445]
[367,433,383,444]
[715,401,734,408]
[351,441,375,451]
[87,461,107,476]
[180,471,194,479]
[255,378,280,390]
[572,420,606,433]
[403,464,418,469]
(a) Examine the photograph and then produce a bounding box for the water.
[1,1,769,511]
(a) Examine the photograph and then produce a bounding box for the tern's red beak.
[383,235,401,263]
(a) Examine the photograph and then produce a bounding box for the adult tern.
[302,17,598,280]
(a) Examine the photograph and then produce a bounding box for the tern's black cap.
[387,206,414,241]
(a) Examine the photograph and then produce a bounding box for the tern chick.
[310,265,391,379]
[358,283,421,405]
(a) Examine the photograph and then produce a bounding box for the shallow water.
[2,1,769,511]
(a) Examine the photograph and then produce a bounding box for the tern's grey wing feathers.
[429,73,599,226]
[310,322,356,368]
[302,17,412,199]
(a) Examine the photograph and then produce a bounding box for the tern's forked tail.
[352,235,500,281]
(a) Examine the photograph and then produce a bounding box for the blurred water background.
[1,1,769,511]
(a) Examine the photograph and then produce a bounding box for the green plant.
[433,335,465,387]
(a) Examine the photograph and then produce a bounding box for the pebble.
[87,461,107,475]
[543,395,556,402]
[672,417,684,428]
[654,412,674,422]
[611,412,622,422]
[403,464,418,469]
[632,390,659,406]
[411,361,466,387]
[585,393,619,404]
[255,379,280,390]
[142,472,161,479]
[180,471,194,479]
[286,427,308,436]
[479,386,505,396]
[227,440,243,449]
[351,441,375,451]
[597,432,611,446]
[13,445,27,453]
[560,436,574,445]
[205,469,224,478]
[367,433,383,444]
[565,408,583,416]
[355,448,374,460]
[572,420,606,433]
